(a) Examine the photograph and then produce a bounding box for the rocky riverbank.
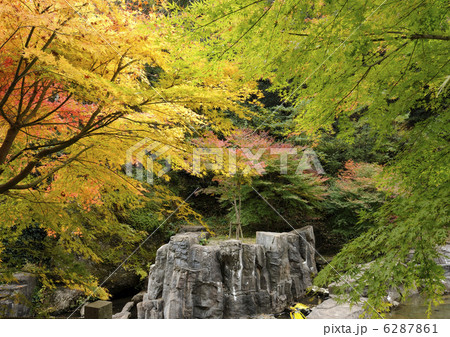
[306,243,450,319]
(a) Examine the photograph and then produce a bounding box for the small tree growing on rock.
[191,130,274,239]
[191,129,326,238]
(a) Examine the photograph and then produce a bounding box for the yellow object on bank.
[289,303,309,319]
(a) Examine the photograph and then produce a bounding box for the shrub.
[323,160,385,242]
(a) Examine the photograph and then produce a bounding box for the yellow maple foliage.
[0,0,256,296]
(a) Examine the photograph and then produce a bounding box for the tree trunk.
[238,191,243,239]
[233,194,241,240]
[0,126,19,165]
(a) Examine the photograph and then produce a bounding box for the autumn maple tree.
[0,0,256,294]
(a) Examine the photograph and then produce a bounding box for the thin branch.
[12,146,92,190]
[23,93,73,126]
[216,4,273,60]
[193,0,265,30]
[389,40,418,93]
[0,27,20,51]
[332,42,408,114]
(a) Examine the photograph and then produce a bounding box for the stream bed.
[388,294,450,319]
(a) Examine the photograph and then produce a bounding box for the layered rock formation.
[138,226,317,319]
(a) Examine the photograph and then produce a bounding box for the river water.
[388,294,450,319]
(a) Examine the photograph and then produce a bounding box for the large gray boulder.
[131,290,146,304]
[437,244,450,293]
[307,297,365,319]
[0,272,37,318]
[112,301,134,319]
[45,287,83,315]
[139,228,317,319]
